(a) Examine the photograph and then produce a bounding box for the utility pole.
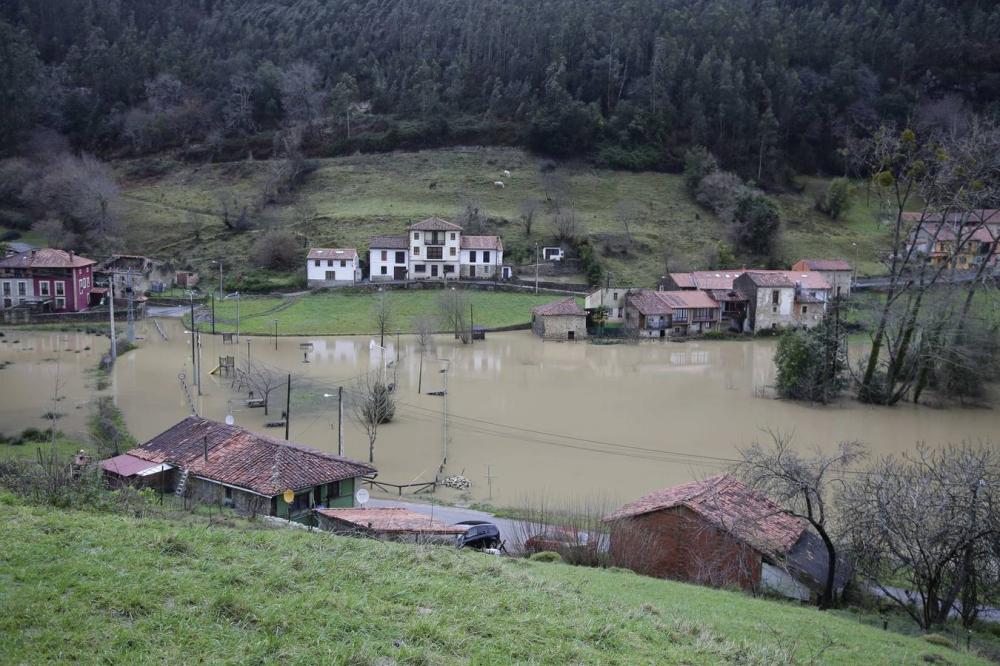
[189,295,196,380]
[337,386,344,456]
[125,270,135,343]
[211,292,215,334]
[247,339,251,378]
[534,243,539,294]
[195,330,202,396]
[108,281,117,361]
[485,464,495,500]
[273,319,278,350]
[284,373,291,440]
[235,292,240,343]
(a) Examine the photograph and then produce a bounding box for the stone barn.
[531,298,587,341]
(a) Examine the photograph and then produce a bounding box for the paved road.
[147,305,189,318]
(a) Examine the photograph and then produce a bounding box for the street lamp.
[851,242,859,285]
[211,260,224,297]
[369,338,387,384]
[224,291,241,342]
[273,319,278,350]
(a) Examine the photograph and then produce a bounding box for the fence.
[363,478,437,496]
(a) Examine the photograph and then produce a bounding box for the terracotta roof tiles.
[532,297,585,316]
[409,217,463,231]
[317,508,468,534]
[307,248,358,260]
[0,248,96,269]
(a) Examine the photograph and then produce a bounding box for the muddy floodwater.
[1,318,997,508]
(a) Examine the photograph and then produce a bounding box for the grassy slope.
[0,501,982,665]
[117,147,891,288]
[205,290,575,335]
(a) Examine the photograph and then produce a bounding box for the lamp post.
[211,260,224,297]
[852,242,859,285]
[369,338,387,384]
[273,319,278,350]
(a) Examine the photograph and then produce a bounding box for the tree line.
[2,0,999,181]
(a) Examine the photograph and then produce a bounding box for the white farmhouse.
[306,248,361,287]
[367,217,503,282]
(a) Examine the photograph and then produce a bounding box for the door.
[393,266,406,280]
[469,265,475,277]
[431,264,439,277]
[567,331,575,340]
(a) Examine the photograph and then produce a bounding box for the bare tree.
[436,288,469,342]
[372,290,393,348]
[293,200,319,246]
[240,361,286,416]
[280,61,325,131]
[351,371,396,463]
[736,431,868,609]
[412,315,435,394]
[849,121,1000,405]
[538,162,568,210]
[614,200,640,245]
[223,73,255,134]
[518,199,542,237]
[840,443,1000,629]
[551,208,583,243]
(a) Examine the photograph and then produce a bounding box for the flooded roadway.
[0,318,996,507]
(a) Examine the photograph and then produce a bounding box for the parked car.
[454,520,501,550]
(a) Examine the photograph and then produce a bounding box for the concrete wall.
[584,288,629,322]
[532,313,587,340]
[370,248,408,281]
[608,506,763,592]
[819,271,852,299]
[307,256,359,285]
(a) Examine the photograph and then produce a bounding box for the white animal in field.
[502,169,511,178]
[493,180,505,188]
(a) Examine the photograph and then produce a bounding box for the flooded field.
[1,318,997,507]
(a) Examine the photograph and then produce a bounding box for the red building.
[604,475,847,601]
[0,249,96,312]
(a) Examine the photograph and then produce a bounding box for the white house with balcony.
[306,248,361,287]
[367,218,503,282]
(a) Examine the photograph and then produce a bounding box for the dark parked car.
[454,520,501,550]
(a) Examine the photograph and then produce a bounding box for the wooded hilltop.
[2,0,999,179]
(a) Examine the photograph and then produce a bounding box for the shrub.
[251,229,301,271]
[815,177,851,219]
[695,171,747,220]
[730,191,781,257]
[921,633,954,648]
[529,551,563,563]
[683,146,718,194]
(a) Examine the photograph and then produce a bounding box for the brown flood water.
[1,318,997,508]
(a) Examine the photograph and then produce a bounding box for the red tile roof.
[100,453,164,477]
[743,271,795,287]
[368,235,408,249]
[793,259,852,272]
[532,298,585,316]
[902,209,1000,225]
[409,217,463,231]
[658,290,719,310]
[460,235,503,251]
[0,248,95,269]
[128,417,375,496]
[669,270,746,290]
[627,290,672,315]
[604,474,807,558]
[307,248,358,261]
[316,508,468,534]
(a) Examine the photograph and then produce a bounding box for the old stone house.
[101,416,376,523]
[603,474,848,602]
[791,259,852,299]
[531,298,587,340]
[623,290,721,338]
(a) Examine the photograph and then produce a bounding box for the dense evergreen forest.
[2,0,999,181]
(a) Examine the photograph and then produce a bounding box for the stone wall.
[534,314,587,340]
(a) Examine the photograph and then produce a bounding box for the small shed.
[531,298,587,341]
[315,507,469,544]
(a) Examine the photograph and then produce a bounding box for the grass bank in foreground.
[0,500,986,665]
[202,289,571,336]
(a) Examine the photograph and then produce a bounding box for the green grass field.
[202,289,573,335]
[116,147,892,289]
[0,499,986,665]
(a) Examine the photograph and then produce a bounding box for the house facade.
[95,254,172,295]
[101,416,376,523]
[307,248,361,286]
[0,248,95,312]
[904,220,1000,271]
[531,298,587,341]
[791,259,853,299]
[604,474,847,601]
[734,271,831,332]
[623,290,722,338]
[584,287,631,324]
[367,217,503,282]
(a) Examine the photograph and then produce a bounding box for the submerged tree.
[773,303,847,404]
[351,371,396,463]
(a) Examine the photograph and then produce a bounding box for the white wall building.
[306,248,361,287]
[584,287,632,323]
[367,218,503,282]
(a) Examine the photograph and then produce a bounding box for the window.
[413,232,419,240]
[291,493,310,511]
[427,246,443,260]
[381,250,387,261]
[771,290,779,305]
[414,264,426,273]
[443,265,454,274]
[801,306,808,314]
[55,297,65,309]
[450,233,456,240]
[340,260,347,267]
[17,281,26,296]
[326,271,335,280]
[55,282,64,296]
[39,282,49,297]
[314,259,320,267]
[617,307,623,317]
[395,251,405,263]
[414,246,420,256]
[1,282,8,295]
[483,251,490,263]
[449,247,456,256]
[380,266,387,275]
[613,292,618,300]
[326,481,341,498]
[225,487,232,500]
[470,251,477,263]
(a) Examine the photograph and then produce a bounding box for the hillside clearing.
[0,501,985,665]
[117,147,891,288]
